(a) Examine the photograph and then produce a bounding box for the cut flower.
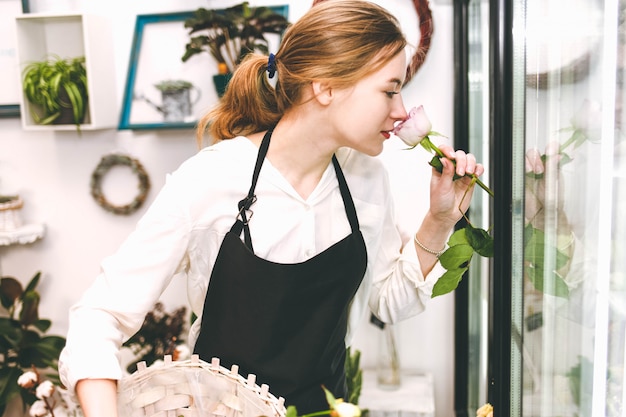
[394,106,494,297]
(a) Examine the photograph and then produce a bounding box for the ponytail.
[196,54,281,147]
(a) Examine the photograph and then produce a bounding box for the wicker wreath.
[90,154,151,215]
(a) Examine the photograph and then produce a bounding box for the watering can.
[139,80,202,122]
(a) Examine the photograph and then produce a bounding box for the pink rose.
[392,105,433,147]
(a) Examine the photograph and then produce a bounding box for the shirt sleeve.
[59,169,193,394]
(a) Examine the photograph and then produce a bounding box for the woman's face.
[328,52,408,156]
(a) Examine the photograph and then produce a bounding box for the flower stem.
[300,411,332,417]
[419,136,494,198]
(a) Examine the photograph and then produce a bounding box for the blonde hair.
[196,0,407,146]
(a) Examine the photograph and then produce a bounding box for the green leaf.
[432,267,468,298]
[0,366,23,411]
[19,291,40,327]
[285,406,298,417]
[0,317,22,349]
[526,265,570,298]
[465,225,494,257]
[32,319,51,333]
[323,385,337,409]
[0,277,23,310]
[439,244,474,270]
[447,228,469,246]
[24,272,41,294]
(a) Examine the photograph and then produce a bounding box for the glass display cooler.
[452,0,626,416]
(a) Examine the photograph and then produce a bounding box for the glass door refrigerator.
[453,0,626,416]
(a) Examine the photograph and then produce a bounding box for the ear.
[311,80,333,106]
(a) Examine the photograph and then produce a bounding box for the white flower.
[174,344,191,361]
[333,400,361,417]
[29,400,49,417]
[392,105,433,147]
[35,380,55,399]
[17,371,38,389]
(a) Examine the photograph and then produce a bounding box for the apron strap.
[234,128,274,251]
[331,155,360,233]
[234,128,360,249]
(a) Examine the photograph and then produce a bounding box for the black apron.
[194,128,368,413]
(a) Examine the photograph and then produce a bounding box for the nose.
[391,95,408,121]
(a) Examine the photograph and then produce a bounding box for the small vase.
[370,314,401,390]
[377,324,401,390]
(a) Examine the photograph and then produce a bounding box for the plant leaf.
[0,277,23,310]
[447,228,469,246]
[19,291,40,327]
[465,225,494,257]
[439,244,474,270]
[432,267,469,298]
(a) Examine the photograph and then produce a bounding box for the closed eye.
[385,91,400,98]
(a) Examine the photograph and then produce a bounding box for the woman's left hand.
[427,144,485,227]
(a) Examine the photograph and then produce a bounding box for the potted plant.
[21,55,89,130]
[0,272,66,416]
[181,2,290,96]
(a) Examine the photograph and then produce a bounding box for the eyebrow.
[388,78,403,87]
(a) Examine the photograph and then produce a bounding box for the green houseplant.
[0,272,66,415]
[22,55,89,130]
[182,2,289,95]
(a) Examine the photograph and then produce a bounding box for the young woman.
[59,1,483,415]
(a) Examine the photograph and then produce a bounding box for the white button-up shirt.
[59,136,443,393]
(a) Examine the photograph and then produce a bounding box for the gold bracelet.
[414,234,446,258]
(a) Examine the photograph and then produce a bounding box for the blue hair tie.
[267,53,276,79]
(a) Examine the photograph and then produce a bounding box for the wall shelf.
[15,13,117,131]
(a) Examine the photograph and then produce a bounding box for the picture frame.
[0,0,29,118]
[118,5,289,130]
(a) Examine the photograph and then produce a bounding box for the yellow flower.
[476,402,493,417]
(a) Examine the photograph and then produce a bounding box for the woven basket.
[0,196,23,232]
[117,355,286,417]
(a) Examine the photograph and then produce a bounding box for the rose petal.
[393,106,432,147]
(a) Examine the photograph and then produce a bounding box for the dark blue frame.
[118,5,289,130]
[0,0,30,118]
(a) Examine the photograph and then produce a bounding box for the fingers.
[438,145,480,177]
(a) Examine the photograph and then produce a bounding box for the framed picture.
[0,0,29,118]
[118,5,289,130]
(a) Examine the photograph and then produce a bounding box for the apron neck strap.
[235,128,361,251]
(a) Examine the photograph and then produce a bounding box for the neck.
[253,116,339,200]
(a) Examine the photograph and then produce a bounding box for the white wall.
[0,1,457,416]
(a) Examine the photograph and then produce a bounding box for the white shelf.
[15,13,117,131]
[359,369,435,417]
[0,223,45,246]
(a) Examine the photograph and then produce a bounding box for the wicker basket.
[117,355,286,417]
[0,196,23,232]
